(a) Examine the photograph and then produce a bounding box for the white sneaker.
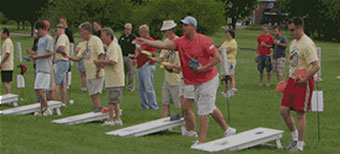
[61,103,67,107]
[191,140,201,148]
[42,108,53,116]
[115,120,123,126]
[183,130,198,137]
[34,111,42,116]
[231,88,238,92]
[80,87,87,91]
[223,127,237,137]
[102,120,115,126]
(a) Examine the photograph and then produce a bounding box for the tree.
[0,0,49,36]
[219,0,257,30]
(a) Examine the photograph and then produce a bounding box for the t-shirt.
[104,41,125,88]
[220,39,237,63]
[36,35,54,73]
[77,35,105,79]
[119,33,136,56]
[288,34,318,79]
[273,35,288,59]
[55,34,70,61]
[159,38,180,86]
[136,36,157,68]
[1,38,14,70]
[257,33,273,55]
[172,33,218,85]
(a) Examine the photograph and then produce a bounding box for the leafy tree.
[219,0,257,30]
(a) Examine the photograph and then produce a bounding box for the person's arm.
[26,48,37,55]
[0,53,10,68]
[94,59,116,67]
[297,61,320,83]
[135,37,177,50]
[194,49,221,73]
[261,41,272,48]
[95,53,105,79]
[66,55,81,62]
[32,51,53,60]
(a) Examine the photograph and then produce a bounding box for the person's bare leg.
[3,82,11,94]
[231,75,236,89]
[296,111,306,141]
[223,80,228,93]
[114,103,121,121]
[181,97,196,131]
[61,84,67,104]
[108,104,114,121]
[91,94,101,109]
[280,106,297,132]
[161,105,169,118]
[49,89,56,100]
[80,72,87,89]
[259,72,264,86]
[36,89,48,110]
[55,85,60,101]
[199,115,209,143]
[267,72,271,87]
[212,108,228,131]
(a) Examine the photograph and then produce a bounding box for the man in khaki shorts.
[94,28,125,126]
[66,22,105,111]
[1,28,14,94]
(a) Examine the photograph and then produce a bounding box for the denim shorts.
[55,60,69,85]
[77,60,85,73]
[257,55,272,73]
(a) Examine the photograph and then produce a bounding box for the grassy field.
[1,28,340,154]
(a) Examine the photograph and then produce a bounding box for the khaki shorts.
[194,75,219,116]
[34,72,50,90]
[107,87,124,104]
[162,81,181,108]
[87,77,104,96]
[272,57,286,76]
[179,80,195,99]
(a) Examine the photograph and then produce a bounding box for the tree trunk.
[30,22,34,37]
[17,21,20,30]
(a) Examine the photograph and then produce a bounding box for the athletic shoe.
[223,127,237,137]
[61,103,67,107]
[285,140,297,150]
[93,106,104,113]
[183,130,198,137]
[289,146,303,152]
[115,120,123,126]
[34,111,42,116]
[102,120,115,126]
[191,140,201,148]
[42,108,53,116]
[80,87,87,91]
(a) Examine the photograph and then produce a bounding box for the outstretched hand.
[133,37,147,45]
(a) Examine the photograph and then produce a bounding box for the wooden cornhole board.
[0,94,19,107]
[106,117,184,137]
[0,101,62,115]
[51,109,123,125]
[191,127,283,152]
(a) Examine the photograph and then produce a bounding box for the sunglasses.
[289,28,296,32]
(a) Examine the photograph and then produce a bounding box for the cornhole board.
[106,117,185,137]
[191,127,283,152]
[51,109,123,125]
[0,101,62,115]
[0,94,19,106]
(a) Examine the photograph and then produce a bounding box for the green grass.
[1,28,340,154]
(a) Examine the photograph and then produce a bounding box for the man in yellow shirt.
[0,28,14,94]
[66,22,105,111]
[280,17,320,152]
[54,24,70,106]
[219,29,238,98]
[94,28,125,126]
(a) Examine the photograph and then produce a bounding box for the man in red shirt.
[134,24,158,110]
[135,16,236,145]
[256,24,274,87]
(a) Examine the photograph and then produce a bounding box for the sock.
[297,141,304,150]
[291,130,298,141]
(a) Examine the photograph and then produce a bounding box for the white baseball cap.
[180,16,197,27]
[160,20,177,31]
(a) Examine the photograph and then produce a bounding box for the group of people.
[0,15,319,151]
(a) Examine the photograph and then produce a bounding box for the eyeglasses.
[289,28,296,32]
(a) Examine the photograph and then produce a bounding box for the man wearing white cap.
[135,16,236,145]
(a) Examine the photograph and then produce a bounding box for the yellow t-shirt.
[1,38,14,70]
[77,35,105,79]
[104,41,125,88]
[159,38,180,86]
[221,39,237,63]
[55,34,70,61]
[76,41,87,53]
[288,34,318,79]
